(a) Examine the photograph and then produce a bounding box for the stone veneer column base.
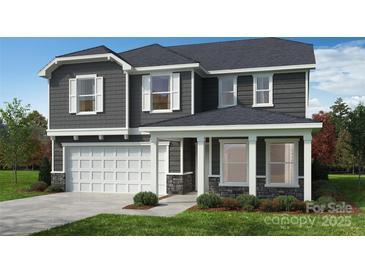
[167,173,195,194]
[51,173,66,191]
[208,176,249,198]
[256,178,304,200]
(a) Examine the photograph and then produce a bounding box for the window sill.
[76,112,97,115]
[264,183,300,188]
[150,109,173,113]
[252,103,274,108]
[219,182,249,187]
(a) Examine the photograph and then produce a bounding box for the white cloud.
[343,95,365,109]
[307,98,330,117]
[311,40,365,97]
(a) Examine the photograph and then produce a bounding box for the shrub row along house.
[39,38,322,200]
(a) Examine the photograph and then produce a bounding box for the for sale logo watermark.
[264,202,354,230]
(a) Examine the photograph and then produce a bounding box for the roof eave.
[38,53,132,78]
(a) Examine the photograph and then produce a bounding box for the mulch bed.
[122,195,172,210]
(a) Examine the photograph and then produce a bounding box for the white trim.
[38,54,132,78]
[191,70,195,114]
[196,136,206,196]
[128,128,150,135]
[248,135,257,195]
[142,123,322,132]
[209,137,212,175]
[125,71,129,131]
[265,138,299,187]
[61,141,170,147]
[219,139,249,186]
[51,138,55,172]
[206,64,316,75]
[75,112,97,116]
[62,146,65,172]
[47,79,50,129]
[304,135,312,200]
[51,171,65,174]
[252,73,273,107]
[47,127,128,136]
[133,63,200,72]
[180,139,184,174]
[305,70,309,118]
[218,75,237,108]
[208,175,220,178]
[76,74,97,79]
[150,109,173,113]
[167,172,194,175]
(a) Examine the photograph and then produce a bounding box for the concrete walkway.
[0,192,196,236]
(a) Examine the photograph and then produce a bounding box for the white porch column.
[248,135,257,196]
[150,135,159,197]
[304,133,312,201]
[197,136,205,196]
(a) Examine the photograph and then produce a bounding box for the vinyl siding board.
[183,138,195,172]
[237,75,253,107]
[129,71,192,127]
[194,73,203,113]
[50,62,126,129]
[169,141,181,173]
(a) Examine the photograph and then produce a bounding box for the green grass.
[0,170,46,202]
[34,174,365,236]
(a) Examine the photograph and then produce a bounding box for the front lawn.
[0,170,45,202]
[35,174,365,236]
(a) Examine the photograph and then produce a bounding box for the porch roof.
[141,105,320,128]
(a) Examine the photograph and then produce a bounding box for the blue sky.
[1,37,364,118]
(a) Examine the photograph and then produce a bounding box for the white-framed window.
[265,139,299,187]
[142,72,180,113]
[218,75,237,108]
[253,73,273,107]
[219,139,248,186]
[69,74,103,115]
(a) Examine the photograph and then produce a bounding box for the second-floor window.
[69,74,104,115]
[253,74,273,107]
[218,76,237,108]
[151,75,171,111]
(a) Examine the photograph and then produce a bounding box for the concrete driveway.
[0,192,134,236]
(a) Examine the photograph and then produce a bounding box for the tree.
[312,111,337,165]
[333,129,354,172]
[0,98,33,183]
[330,98,350,136]
[38,157,51,185]
[347,104,365,183]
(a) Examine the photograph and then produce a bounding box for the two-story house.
[39,38,322,201]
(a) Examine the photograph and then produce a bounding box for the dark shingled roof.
[57,45,116,58]
[142,105,318,127]
[168,38,315,70]
[56,38,315,71]
[119,44,195,67]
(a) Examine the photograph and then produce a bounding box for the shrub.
[312,159,329,181]
[222,198,241,210]
[133,191,158,206]
[259,199,281,212]
[317,195,336,205]
[38,157,51,185]
[45,185,64,193]
[197,193,222,209]
[29,181,48,192]
[236,194,259,210]
[313,180,339,200]
[292,200,307,212]
[274,195,298,211]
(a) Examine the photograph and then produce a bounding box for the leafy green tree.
[347,104,365,183]
[333,129,354,172]
[0,98,33,183]
[330,97,350,136]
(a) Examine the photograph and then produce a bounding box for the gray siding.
[202,77,218,111]
[169,141,181,173]
[183,138,195,172]
[211,137,304,177]
[194,73,203,113]
[53,135,150,171]
[237,75,253,107]
[129,71,192,127]
[50,62,126,129]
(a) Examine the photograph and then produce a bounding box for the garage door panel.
[66,144,167,194]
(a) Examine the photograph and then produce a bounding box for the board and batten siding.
[129,71,192,127]
[49,62,126,129]
[210,137,304,177]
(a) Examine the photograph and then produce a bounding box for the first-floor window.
[77,77,96,112]
[266,140,298,185]
[151,74,171,110]
[221,140,248,184]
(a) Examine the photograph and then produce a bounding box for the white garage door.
[65,144,168,194]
